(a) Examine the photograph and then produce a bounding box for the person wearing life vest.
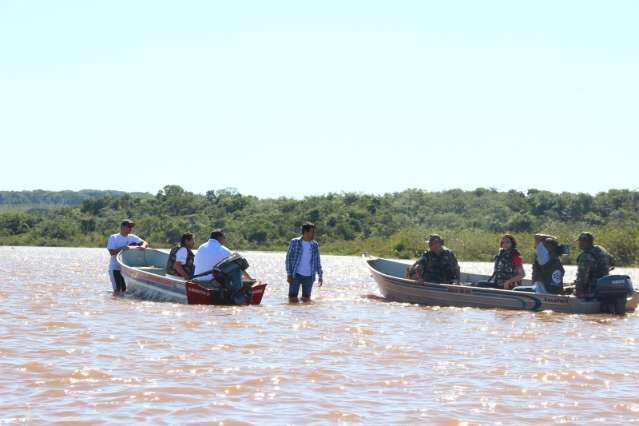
[575,232,614,298]
[408,234,461,284]
[166,232,196,279]
[492,234,525,290]
[532,236,565,294]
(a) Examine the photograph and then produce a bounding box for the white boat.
[366,256,638,314]
[117,248,267,305]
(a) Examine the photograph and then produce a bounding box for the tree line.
[1,186,638,265]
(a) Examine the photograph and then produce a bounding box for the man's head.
[210,229,226,245]
[427,234,444,254]
[181,232,195,249]
[543,236,560,257]
[301,222,315,241]
[534,233,550,245]
[120,219,135,236]
[577,232,594,251]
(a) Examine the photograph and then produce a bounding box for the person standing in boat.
[166,233,196,279]
[574,232,614,298]
[193,229,252,305]
[285,222,324,302]
[408,234,460,284]
[492,234,525,289]
[531,233,552,285]
[531,236,565,294]
[107,219,149,295]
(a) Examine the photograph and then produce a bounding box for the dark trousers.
[221,263,249,305]
[109,270,126,292]
[289,274,314,298]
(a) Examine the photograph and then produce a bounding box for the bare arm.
[174,262,189,279]
[108,245,128,256]
[504,265,525,289]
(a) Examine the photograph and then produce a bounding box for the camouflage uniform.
[413,247,461,284]
[575,245,613,295]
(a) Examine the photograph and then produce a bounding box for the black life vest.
[536,256,564,294]
[166,245,195,277]
[493,249,521,286]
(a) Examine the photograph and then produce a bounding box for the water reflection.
[0,247,638,424]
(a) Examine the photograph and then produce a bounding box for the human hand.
[287,275,293,285]
[318,278,323,287]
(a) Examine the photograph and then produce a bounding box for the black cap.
[121,219,135,227]
[427,234,443,244]
[577,232,594,242]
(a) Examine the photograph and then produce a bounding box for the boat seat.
[469,281,499,289]
[137,266,166,275]
[513,286,535,293]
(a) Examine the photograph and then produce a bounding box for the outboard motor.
[595,275,634,314]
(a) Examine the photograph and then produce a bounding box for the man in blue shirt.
[285,222,324,302]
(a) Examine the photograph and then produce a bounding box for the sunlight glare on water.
[1,247,639,424]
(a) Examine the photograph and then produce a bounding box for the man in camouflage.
[575,232,614,298]
[408,234,461,284]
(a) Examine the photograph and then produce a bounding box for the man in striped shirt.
[285,222,324,302]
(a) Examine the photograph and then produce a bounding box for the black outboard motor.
[212,253,251,304]
[595,275,634,314]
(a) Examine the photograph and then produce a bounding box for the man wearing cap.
[575,232,614,298]
[408,234,460,284]
[107,220,149,295]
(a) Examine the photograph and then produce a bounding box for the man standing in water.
[285,222,324,302]
[107,219,148,295]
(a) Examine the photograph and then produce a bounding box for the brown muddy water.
[1,247,639,425]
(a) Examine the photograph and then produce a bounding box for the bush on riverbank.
[1,186,638,265]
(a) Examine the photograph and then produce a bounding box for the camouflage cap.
[576,232,594,242]
[121,219,135,227]
[427,234,443,244]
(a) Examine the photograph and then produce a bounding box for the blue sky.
[1,1,637,198]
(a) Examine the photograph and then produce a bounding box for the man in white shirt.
[106,219,149,295]
[194,229,252,305]
[193,230,232,281]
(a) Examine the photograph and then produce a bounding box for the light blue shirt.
[295,240,313,276]
[535,242,550,266]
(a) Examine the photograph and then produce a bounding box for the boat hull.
[366,257,639,314]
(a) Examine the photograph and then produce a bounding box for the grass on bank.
[3,224,638,266]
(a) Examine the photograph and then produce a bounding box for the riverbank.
[2,227,639,268]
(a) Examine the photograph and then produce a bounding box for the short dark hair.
[301,222,315,233]
[210,229,225,241]
[180,232,194,246]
